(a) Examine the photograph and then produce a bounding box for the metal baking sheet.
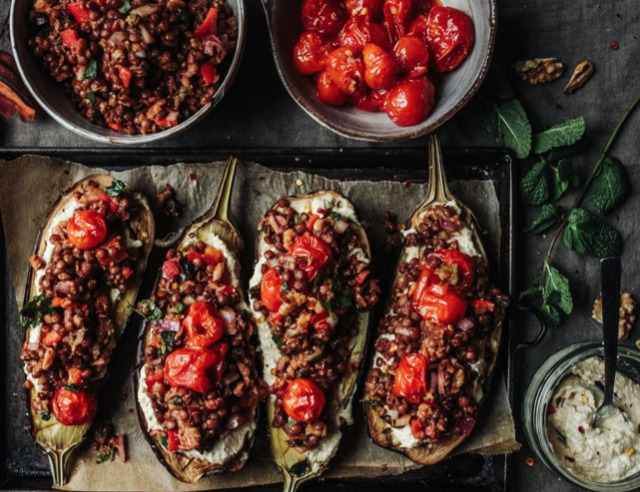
[0,147,515,492]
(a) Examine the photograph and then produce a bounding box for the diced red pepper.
[471,299,495,312]
[118,66,132,88]
[68,367,84,386]
[306,213,320,230]
[154,115,179,128]
[193,8,218,37]
[60,29,80,48]
[67,2,91,24]
[187,247,222,265]
[122,266,134,279]
[200,62,217,84]
[145,369,164,391]
[98,192,118,212]
[162,260,182,280]
[167,430,179,452]
[52,297,66,308]
[42,328,63,347]
[108,121,123,132]
[96,236,129,266]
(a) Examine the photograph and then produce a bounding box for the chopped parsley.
[280,281,291,293]
[174,302,185,314]
[271,334,283,349]
[105,179,127,197]
[134,300,163,321]
[87,91,95,104]
[330,211,343,222]
[20,293,54,330]
[96,449,115,464]
[82,59,98,80]
[117,0,131,13]
[158,436,168,449]
[64,384,81,392]
[160,331,175,354]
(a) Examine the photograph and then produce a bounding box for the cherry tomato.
[282,378,326,422]
[415,283,467,324]
[393,36,429,76]
[356,89,388,111]
[294,31,331,75]
[393,353,428,404]
[317,70,348,105]
[412,265,437,304]
[412,0,435,15]
[382,76,435,126]
[429,249,475,294]
[261,268,284,313]
[424,6,475,73]
[345,0,383,18]
[301,0,347,38]
[183,301,225,348]
[164,346,225,394]
[338,17,389,52]
[383,0,412,44]
[362,43,398,90]
[290,234,333,280]
[52,387,97,426]
[326,47,365,95]
[407,14,429,42]
[67,209,108,250]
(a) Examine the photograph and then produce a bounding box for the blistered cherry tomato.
[412,265,437,304]
[412,0,435,15]
[326,47,365,95]
[407,14,429,42]
[356,89,388,111]
[415,283,467,324]
[393,36,429,76]
[430,249,475,294]
[67,209,108,250]
[261,268,284,313]
[317,70,348,105]
[383,0,412,43]
[301,0,347,38]
[52,387,97,426]
[164,346,225,394]
[338,17,389,52]
[182,301,225,348]
[382,76,434,126]
[345,0,383,18]
[362,43,398,90]
[393,353,428,404]
[282,378,326,422]
[290,234,333,280]
[424,6,475,72]
[294,31,331,75]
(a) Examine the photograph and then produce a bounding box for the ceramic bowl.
[262,0,497,142]
[10,0,246,145]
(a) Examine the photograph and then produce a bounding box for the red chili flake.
[189,172,196,180]
[611,41,619,50]
[317,207,327,216]
[565,456,575,463]
[525,457,535,467]
[547,404,556,415]
[258,176,266,181]
[127,408,134,413]
[404,181,412,188]
[578,426,584,434]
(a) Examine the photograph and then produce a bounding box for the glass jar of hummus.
[523,342,640,491]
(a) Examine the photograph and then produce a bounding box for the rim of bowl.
[263,0,497,142]
[9,0,246,145]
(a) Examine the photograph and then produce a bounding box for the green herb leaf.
[40,410,51,421]
[135,300,163,321]
[82,59,98,80]
[96,450,115,464]
[330,211,343,222]
[524,204,563,235]
[519,286,542,300]
[543,262,573,315]
[174,302,185,314]
[335,284,354,310]
[563,208,622,257]
[271,334,283,349]
[87,91,95,104]
[532,117,585,154]
[540,303,561,327]
[117,0,131,13]
[551,159,578,200]
[586,157,631,214]
[20,293,54,330]
[105,179,127,197]
[289,459,309,477]
[486,98,532,159]
[520,161,550,205]
[160,331,175,354]
[158,436,168,449]
[281,281,291,293]
[64,384,82,392]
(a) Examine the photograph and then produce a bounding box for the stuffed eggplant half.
[249,191,379,489]
[135,173,267,483]
[20,176,154,484]
[363,197,508,465]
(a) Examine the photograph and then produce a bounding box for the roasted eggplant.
[135,159,267,483]
[20,175,154,485]
[363,136,508,465]
[248,191,379,491]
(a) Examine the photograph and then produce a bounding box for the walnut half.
[513,58,565,85]
[592,292,637,340]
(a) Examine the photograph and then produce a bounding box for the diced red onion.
[441,219,459,232]
[437,365,446,395]
[219,306,236,326]
[157,319,179,332]
[456,416,476,436]
[225,414,243,430]
[456,318,474,332]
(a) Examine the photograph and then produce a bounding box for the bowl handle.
[513,303,548,352]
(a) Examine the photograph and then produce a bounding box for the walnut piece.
[513,58,565,85]
[592,292,637,340]
[564,61,594,95]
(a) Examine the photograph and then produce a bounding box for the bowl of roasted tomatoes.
[262,0,496,141]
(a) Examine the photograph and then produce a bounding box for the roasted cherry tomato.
[415,283,467,324]
[430,249,475,293]
[382,76,435,126]
[290,234,333,280]
[393,36,429,76]
[67,209,108,250]
[412,0,435,15]
[193,7,219,37]
[407,14,429,42]
[183,301,225,348]
[383,0,412,43]
[301,0,347,38]
[164,346,225,394]
[162,259,182,280]
[424,6,475,73]
[261,268,284,313]
[362,43,398,90]
[345,0,383,18]
[356,89,388,111]
[412,265,437,304]
[317,70,348,105]
[338,17,389,52]
[393,353,428,404]
[52,387,97,426]
[294,31,330,75]
[282,378,326,422]
[326,46,365,95]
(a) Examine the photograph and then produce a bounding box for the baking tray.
[0,147,516,492]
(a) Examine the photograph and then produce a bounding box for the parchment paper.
[0,155,520,491]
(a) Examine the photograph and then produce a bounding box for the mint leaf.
[524,204,562,234]
[20,293,54,330]
[532,117,585,154]
[551,159,578,200]
[520,161,550,205]
[486,98,532,159]
[87,91,95,104]
[519,285,542,300]
[272,334,283,349]
[105,179,127,197]
[117,0,131,13]
[586,157,631,213]
[82,59,98,80]
[563,208,622,257]
[160,331,175,354]
[543,262,572,315]
[540,303,561,326]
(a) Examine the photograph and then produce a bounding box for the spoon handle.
[601,256,621,407]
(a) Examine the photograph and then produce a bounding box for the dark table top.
[3,1,640,491]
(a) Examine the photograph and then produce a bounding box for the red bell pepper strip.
[167,430,179,452]
[60,29,80,48]
[67,2,91,24]
[200,63,217,84]
[193,8,218,37]
[118,66,132,88]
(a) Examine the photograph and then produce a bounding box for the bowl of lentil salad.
[10,0,245,144]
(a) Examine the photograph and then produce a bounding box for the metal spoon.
[594,256,621,425]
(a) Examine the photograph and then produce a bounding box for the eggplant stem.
[282,471,302,492]
[207,156,238,224]
[47,449,70,486]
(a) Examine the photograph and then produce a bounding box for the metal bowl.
[262,0,496,142]
[9,0,246,145]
